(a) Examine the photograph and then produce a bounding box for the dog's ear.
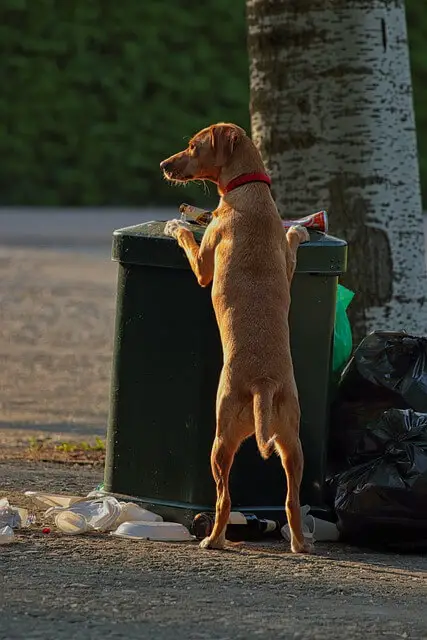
[210,124,245,166]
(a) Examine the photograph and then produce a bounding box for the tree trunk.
[247,0,426,342]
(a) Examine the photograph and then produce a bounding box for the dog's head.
[160,123,246,183]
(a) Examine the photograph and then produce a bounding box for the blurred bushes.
[0,0,425,206]
[407,0,427,205]
[0,0,249,206]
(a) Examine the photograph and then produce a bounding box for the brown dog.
[161,123,311,553]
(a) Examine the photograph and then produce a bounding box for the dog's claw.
[291,540,314,554]
[199,536,225,550]
[164,218,191,238]
[288,224,310,244]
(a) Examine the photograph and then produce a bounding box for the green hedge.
[0,0,249,206]
[407,1,427,204]
[0,0,425,206]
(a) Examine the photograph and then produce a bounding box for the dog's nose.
[160,159,171,171]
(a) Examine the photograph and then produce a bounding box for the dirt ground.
[1,461,426,640]
[0,246,116,451]
[0,245,426,639]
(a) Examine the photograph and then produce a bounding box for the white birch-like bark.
[247,0,426,341]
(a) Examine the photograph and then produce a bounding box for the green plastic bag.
[333,284,355,373]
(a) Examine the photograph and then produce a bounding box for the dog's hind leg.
[200,382,251,550]
[199,433,237,550]
[275,399,313,554]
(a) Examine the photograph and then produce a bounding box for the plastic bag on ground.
[49,497,122,532]
[332,284,355,374]
[328,330,426,474]
[332,408,427,549]
[49,497,163,534]
[0,498,28,528]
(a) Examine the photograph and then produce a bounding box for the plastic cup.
[55,511,89,535]
[312,517,340,542]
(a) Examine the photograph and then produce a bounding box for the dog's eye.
[189,143,197,154]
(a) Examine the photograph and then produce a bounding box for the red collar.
[221,172,271,195]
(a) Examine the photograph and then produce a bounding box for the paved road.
[0,208,175,254]
[1,207,426,260]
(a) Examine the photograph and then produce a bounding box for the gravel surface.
[1,461,427,640]
[0,246,116,448]
[0,231,426,639]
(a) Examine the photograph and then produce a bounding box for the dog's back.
[211,184,294,387]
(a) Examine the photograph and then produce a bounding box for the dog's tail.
[251,381,277,460]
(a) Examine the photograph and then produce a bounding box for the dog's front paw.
[199,536,226,550]
[288,224,310,244]
[164,219,191,239]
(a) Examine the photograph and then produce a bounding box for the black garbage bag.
[339,331,427,411]
[333,408,427,548]
[328,331,427,473]
[328,395,408,474]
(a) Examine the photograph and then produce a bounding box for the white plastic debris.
[114,502,163,527]
[54,511,90,535]
[24,491,84,510]
[0,498,28,529]
[309,516,340,541]
[0,525,15,545]
[25,489,175,538]
[47,496,163,535]
[281,505,339,543]
[50,496,122,533]
[111,521,194,542]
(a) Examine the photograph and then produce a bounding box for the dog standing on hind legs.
[161,123,312,554]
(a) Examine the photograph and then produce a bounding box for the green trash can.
[104,221,347,524]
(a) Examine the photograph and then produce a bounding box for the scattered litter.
[111,521,194,542]
[54,511,88,535]
[114,502,163,526]
[51,496,122,533]
[280,505,339,543]
[0,525,15,545]
[0,498,28,529]
[24,491,84,510]
[309,516,340,542]
[40,496,165,535]
[42,527,51,535]
[86,483,107,499]
[191,511,283,541]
